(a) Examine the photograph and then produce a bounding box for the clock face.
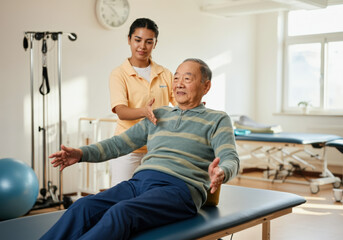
[96,0,130,29]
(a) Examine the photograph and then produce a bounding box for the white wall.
[0,0,256,193]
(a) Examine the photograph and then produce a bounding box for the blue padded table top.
[326,139,343,153]
[235,132,341,145]
[0,210,66,240]
[0,185,305,240]
[132,185,305,240]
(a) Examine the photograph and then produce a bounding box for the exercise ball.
[0,158,39,220]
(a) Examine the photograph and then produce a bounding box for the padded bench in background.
[326,139,343,154]
[235,132,342,193]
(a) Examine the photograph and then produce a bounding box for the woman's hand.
[143,98,157,125]
[49,145,83,171]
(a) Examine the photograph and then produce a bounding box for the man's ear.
[203,80,211,96]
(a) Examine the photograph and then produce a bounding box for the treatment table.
[235,132,342,193]
[0,184,305,240]
[326,138,343,154]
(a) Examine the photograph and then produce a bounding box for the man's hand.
[208,157,225,194]
[143,98,157,125]
[49,145,83,171]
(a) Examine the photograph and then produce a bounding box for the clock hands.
[104,3,120,19]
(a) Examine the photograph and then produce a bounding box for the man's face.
[173,61,211,110]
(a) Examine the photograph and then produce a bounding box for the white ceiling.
[194,0,343,17]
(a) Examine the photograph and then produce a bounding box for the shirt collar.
[123,58,163,77]
[172,103,206,113]
[123,59,136,76]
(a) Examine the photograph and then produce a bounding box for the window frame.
[283,12,343,115]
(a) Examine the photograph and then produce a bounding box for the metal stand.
[23,31,77,210]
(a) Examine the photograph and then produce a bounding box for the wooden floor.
[223,171,343,240]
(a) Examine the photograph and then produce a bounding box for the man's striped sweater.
[80,104,239,209]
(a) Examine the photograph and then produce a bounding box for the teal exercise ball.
[0,158,39,220]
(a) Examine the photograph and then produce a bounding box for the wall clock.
[96,0,130,29]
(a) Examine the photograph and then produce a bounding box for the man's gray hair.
[183,58,212,82]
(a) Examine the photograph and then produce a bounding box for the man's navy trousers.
[40,170,197,240]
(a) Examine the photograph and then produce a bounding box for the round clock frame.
[96,0,130,29]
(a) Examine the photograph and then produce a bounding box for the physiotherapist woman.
[109,18,176,186]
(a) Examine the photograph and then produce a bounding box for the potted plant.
[297,101,311,114]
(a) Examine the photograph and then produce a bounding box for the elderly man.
[41,58,239,240]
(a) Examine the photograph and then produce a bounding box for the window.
[283,5,343,114]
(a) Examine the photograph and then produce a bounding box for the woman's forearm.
[114,105,146,120]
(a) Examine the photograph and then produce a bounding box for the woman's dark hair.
[128,18,159,39]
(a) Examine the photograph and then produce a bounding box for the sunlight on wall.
[62,76,88,119]
[203,73,226,111]
[24,95,31,136]
[206,51,232,71]
[203,51,232,111]
[23,76,89,134]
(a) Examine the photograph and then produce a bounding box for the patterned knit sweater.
[80,104,240,209]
